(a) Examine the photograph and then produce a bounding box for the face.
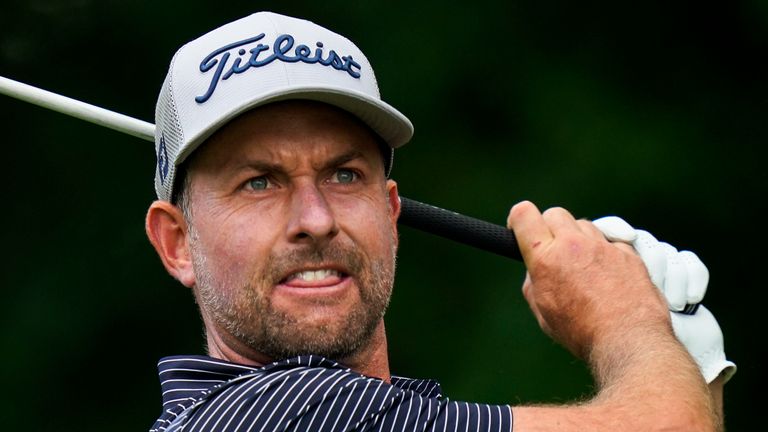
[182,101,400,361]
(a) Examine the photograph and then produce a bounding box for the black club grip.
[398,197,522,261]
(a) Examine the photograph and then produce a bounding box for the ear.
[145,200,196,288]
[386,179,401,242]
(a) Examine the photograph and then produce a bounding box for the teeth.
[289,269,340,282]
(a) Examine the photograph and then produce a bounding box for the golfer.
[145,12,734,431]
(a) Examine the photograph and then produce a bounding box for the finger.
[633,230,667,289]
[661,242,687,311]
[521,273,538,314]
[680,250,709,304]
[592,216,638,243]
[612,241,638,255]
[507,201,554,261]
[576,219,607,240]
[541,207,580,236]
[522,273,551,337]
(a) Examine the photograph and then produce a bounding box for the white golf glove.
[592,216,736,383]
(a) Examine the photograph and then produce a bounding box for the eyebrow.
[323,150,366,170]
[234,150,368,174]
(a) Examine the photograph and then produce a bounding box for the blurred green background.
[1,0,765,430]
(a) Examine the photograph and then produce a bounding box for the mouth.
[278,268,349,288]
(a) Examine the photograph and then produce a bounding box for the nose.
[286,183,339,244]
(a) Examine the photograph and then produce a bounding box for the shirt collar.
[157,354,443,407]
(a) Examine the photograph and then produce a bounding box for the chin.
[254,312,380,361]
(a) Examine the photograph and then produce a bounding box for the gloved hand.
[670,305,736,383]
[592,217,705,311]
[592,216,736,383]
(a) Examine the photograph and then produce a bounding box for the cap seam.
[264,13,294,87]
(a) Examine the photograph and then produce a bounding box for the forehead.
[188,100,386,170]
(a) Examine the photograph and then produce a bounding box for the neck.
[204,319,391,382]
[337,321,391,382]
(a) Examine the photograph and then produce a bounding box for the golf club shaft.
[0,75,523,261]
[0,76,154,141]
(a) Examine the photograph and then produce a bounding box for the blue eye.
[247,176,270,190]
[332,169,358,184]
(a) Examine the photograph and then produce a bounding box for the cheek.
[337,197,396,252]
[196,216,277,287]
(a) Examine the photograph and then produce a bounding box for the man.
[145,11,734,431]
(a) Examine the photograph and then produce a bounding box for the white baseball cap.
[154,11,414,201]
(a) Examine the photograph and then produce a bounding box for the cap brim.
[175,85,413,166]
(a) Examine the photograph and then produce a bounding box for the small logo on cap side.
[195,33,362,104]
[157,134,170,184]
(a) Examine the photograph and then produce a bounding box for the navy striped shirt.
[150,355,513,431]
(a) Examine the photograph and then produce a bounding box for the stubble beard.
[189,226,396,362]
